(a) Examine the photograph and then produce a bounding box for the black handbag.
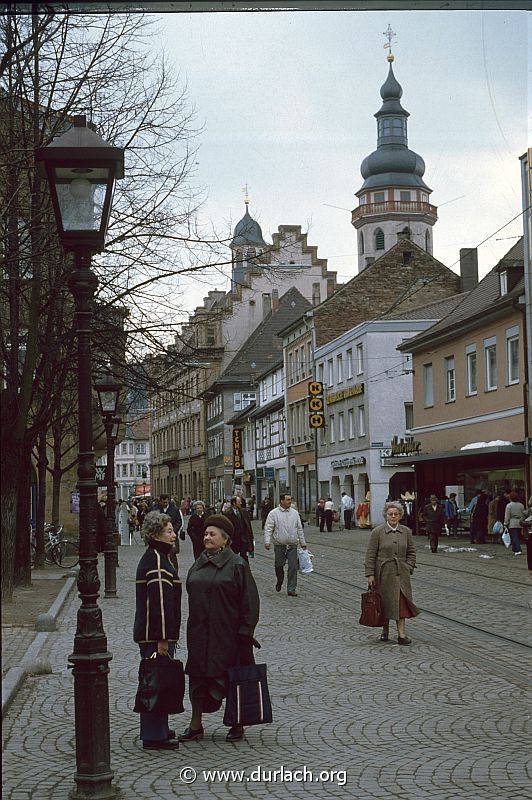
[359,588,385,627]
[133,653,185,714]
[223,662,273,727]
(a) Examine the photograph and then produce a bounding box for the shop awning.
[383,443,525,467]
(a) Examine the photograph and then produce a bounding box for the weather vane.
[242,184,251,206]
[383,24,397,62]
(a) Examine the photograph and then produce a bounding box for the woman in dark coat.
[365,501,420,646]
[179,514,260,743]
[186,501,207,559]
[133,511,182,750]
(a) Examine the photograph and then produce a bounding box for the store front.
[386,444,526,533]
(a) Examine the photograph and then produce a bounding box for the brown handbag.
[359,588,385,627]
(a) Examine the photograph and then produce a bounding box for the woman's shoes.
[178,726,204,742]
[397,636,412,646]
[379,632,389,642]
[226,725,244,741]
[143,739,180,750]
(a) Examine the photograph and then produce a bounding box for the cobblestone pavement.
[2,523,531,799]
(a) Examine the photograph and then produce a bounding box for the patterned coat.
[364,523,420,621]
[133,540,182,643]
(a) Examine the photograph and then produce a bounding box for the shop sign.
[326,383,364,405]
[308,381,325,429]
[70,491,80,514]
[390,435,421,457]
[95,465,107,486]
[232,428,243,469]
[243,473,253,483]
[223,455,233,466]
[331,456,366,469]
[264,467,275,479]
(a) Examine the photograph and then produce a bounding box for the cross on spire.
[242,184,251,206]
[383,24,397,62]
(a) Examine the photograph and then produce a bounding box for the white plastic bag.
[298,548,314,574]
[443,524,450,536]
[501,529,511,548]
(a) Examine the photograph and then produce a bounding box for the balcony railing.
[351,200,438,222]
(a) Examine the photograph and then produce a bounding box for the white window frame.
[346,349,353,380]
[356,343,364,375]
[348,408,355,439]
[465,344,477,396]
[404,403,414,432]
[337,354,343,384]
[506,327,519,385]
[329,414,335,444]
[338,412,345,441]
[499,270,508,296]
[484,337,497,391]
[423,363,433,407]
[445,356,456,403]
[327,359,334,387]
[358,405,366,437]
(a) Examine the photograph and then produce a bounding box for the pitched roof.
[217,287,311,383]
[398,238,524,352]
[312,238,462,347]
[384,292,469,321]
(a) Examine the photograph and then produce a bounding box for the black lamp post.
[95,368,121,600]
[36,115,123,800]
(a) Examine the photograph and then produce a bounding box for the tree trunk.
[13,443,33,588]
[0,467,18,602]
[33,431,48,569]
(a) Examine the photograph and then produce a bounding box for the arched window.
[375,228,385,250]
[425,230,431,252]
[359,232,364,254]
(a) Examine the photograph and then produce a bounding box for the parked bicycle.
[30,523,79,569]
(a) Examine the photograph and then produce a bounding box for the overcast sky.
[156,8,529,308]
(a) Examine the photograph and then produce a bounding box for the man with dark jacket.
[224,496,254,561]
[421,494,445,553]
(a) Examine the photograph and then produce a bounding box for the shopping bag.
[492,520,504,535]
[223,663,273,727]
[359,588,385,627]
[298,548,314,574]
[501,528,511,548]
[133,653,185,714]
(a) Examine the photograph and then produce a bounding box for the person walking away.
[324,497,334,532]
[468,489,489,544]
[316,498,326,531]
[421,494,445,553]
[443,493,459,537]
[248,495,256,520]
[116,499,130,546]
[133,511,181,750]
[341,492,355,530]
[264,494,307,597]
[224,496,254,561]
[260,496,273,529]
[365,501,420,645]
[179,515,260,743]
[504,491,525,556]
[187,501,207,560]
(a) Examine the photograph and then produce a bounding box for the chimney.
[459,248,478,292]
[271,289,280,312]
[262,293,271,319]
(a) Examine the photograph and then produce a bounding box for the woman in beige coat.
[365,501,420,645]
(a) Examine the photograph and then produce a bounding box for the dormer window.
[499,270,508,295]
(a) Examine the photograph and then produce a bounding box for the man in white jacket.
[264,494,307,596]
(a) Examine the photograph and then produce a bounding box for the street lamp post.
[95,369,121,599]
[37,115,124,800]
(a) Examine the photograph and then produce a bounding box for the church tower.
[352,29,438,272]
[230,188,268,291]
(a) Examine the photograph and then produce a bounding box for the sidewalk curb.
[2,572,78,718]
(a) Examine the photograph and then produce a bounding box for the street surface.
[2,522,531,799]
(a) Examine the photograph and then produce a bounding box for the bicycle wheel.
[53,540,79,568]
[44,543,56,564]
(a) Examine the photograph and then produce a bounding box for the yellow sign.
[232,429,243,469]
[309,414,325,429]
[326,383,364,405]
[308,380,324,396]
[308,396,324,412]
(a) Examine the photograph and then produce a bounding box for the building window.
[445,356,456,402]
[272,373,277,396]
[358,405,366,437]
[338,412,345,441]
[327,359,334,387]
[317,362,324,383]
[404,403,414,431]
[506,327,519,384]
[346,349,353,380]
[288,352,294,384]
[484,338,497,391]
[356,343,364,375]
[121,442,128,454]
[336,354,343,383]
[425,230,431,252]
[136,442,147,454]
[465,345,477,395]
[348,408,355,439]
[329,414,335,444]
[423,363,433,407]
[374,192,385,203]
[375,228,385,250]
[359,232,364,254]
[499,271,508,296]
[400,191,411,202]
[234,392,255,411]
